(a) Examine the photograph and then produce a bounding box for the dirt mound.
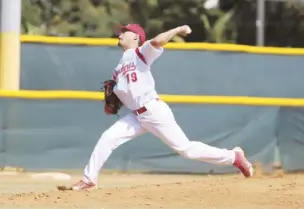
[0,172,303,209]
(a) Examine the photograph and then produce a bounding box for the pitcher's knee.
[98,130,118,151]
[176,142,200,160]
[179,149,197,159]
[100,130,113,140]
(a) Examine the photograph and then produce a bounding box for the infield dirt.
[0,169,303,209]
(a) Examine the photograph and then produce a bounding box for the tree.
[234,0,304,47]
[21,0,304,47]
[21,0,132,37]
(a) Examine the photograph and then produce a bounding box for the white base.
[29,172,72,181]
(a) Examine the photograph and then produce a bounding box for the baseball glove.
[102,80,123,115]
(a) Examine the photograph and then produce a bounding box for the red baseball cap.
[115,24,146,44]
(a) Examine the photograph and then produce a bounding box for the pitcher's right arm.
[138,25,192,66]
[150,25,192,48]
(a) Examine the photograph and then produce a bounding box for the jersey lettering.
[113,62,136,79]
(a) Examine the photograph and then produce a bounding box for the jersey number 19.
[126,72,137,83]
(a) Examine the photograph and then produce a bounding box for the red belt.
[134,106,147,115]
[134,98,160,115]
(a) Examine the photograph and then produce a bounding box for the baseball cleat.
[233,147,254,178]
[57,180,96,191]
[71,180,96,190]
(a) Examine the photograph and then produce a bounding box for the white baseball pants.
[83,99,236,184]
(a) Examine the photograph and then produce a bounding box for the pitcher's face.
[118,29,138,48]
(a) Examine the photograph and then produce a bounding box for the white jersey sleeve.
[138,40,164,66]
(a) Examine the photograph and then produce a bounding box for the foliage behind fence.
[21,0,304,47]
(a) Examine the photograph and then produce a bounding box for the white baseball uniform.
[83,40,236,184]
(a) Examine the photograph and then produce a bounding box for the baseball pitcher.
[61,24,253,191]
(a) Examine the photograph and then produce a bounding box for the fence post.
[0,0,22,90]
[256,0,265,46]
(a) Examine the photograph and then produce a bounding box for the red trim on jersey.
[135,48,147,65]
[112,75,117,81]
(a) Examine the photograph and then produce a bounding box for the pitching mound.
[0,171,303,209]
